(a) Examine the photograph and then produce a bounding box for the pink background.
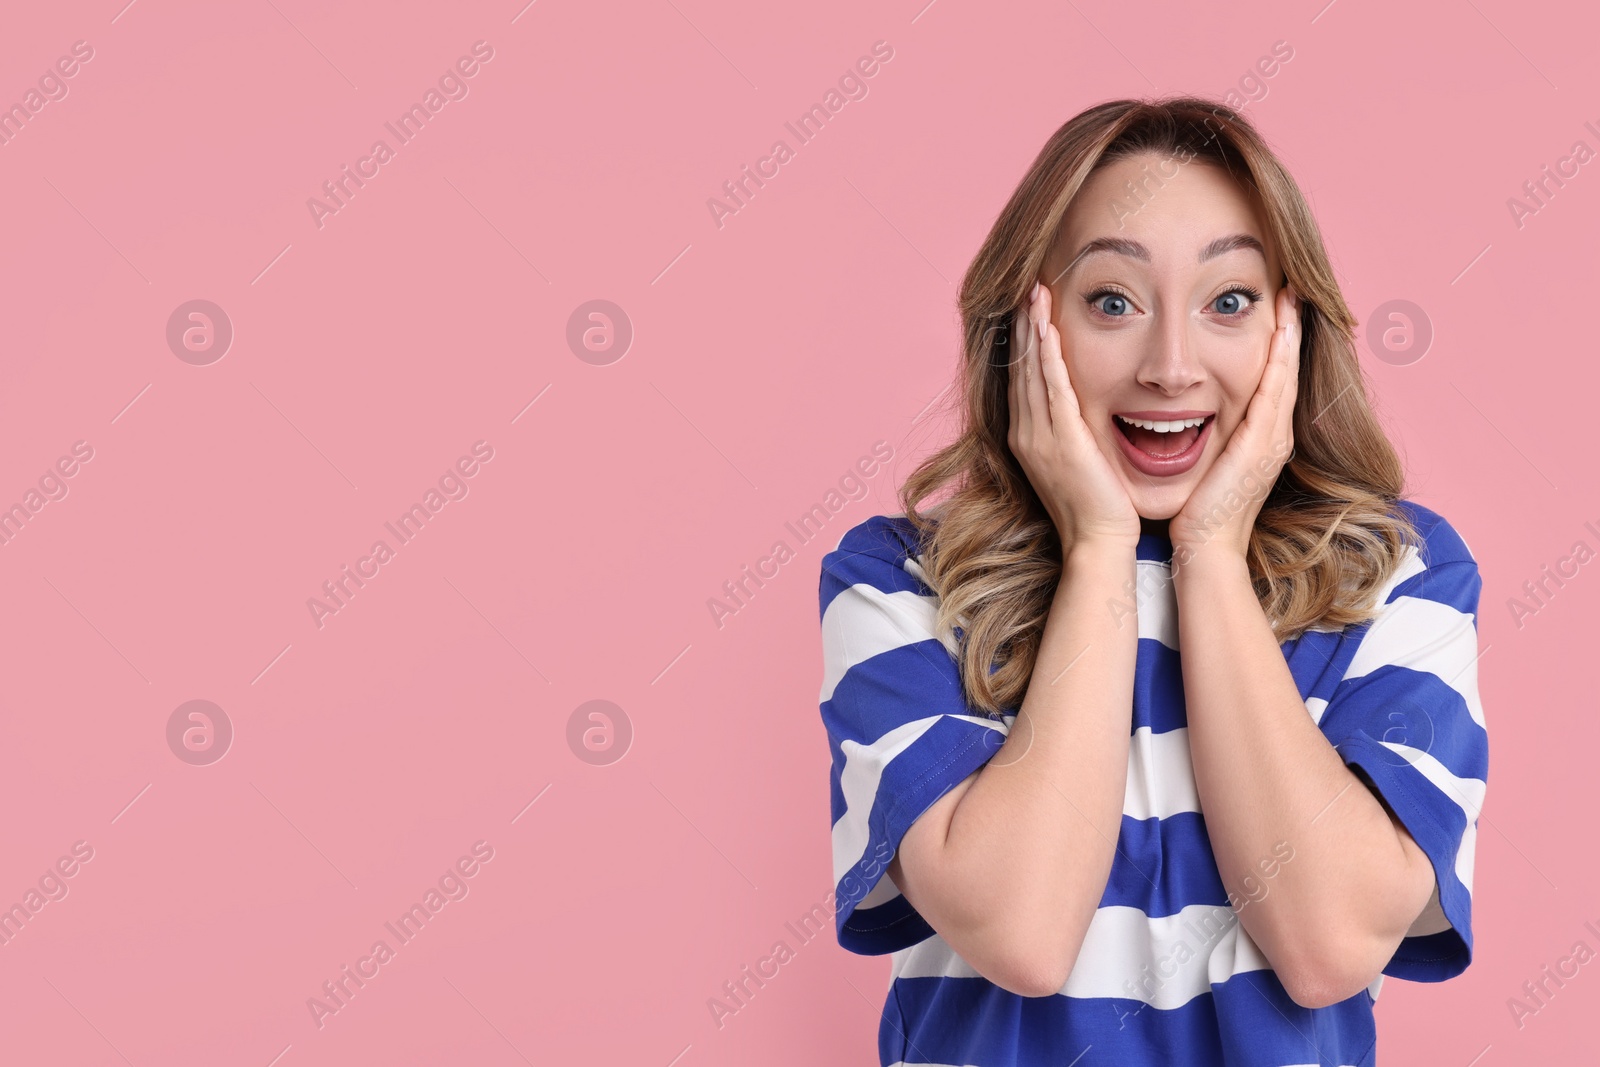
[0,0,1592,1063]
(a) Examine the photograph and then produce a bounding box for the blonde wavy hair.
[899,95,1423,717]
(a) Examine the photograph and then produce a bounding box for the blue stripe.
[1280,626,1357,699]
[1103,813,1226,917]
[885,970,1376,1067]
[822,639,972,749]
[819,514,925,618]
[1383,558,1482,614]
[1319,664,1488,782]
[1137,532,1172,563]
[1396,498,1475,569]
[846,893,935,959]
[1133,640,1187,734]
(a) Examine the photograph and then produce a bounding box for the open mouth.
[1113,413,1213,458]
[1111,412,1214,477]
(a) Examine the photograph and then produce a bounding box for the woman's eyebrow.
[1056,233,1267,280]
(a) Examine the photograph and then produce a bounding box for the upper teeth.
[1117,415,1208,433]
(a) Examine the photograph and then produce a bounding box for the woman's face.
[1040,151,1287,522]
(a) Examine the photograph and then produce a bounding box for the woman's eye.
[1211,288,1261,317]
[1084,287,1262,320]
[1088,291,1134,317]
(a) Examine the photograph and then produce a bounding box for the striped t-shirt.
[816,499,1486,1067]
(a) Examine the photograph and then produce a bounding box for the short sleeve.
[1315,550,1487,983]
[817,516,1010,955]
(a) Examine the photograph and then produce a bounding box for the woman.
[816,96,1486,1067]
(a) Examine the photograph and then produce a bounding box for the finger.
[1276,286,1300,400]
[1273,292,1303,435]
[1008,297,1032,443]
[1250,327,1285,410]
[1235,313,1291,445]
[1258,298,1299,452]
[1277,292,1302,444]
[1034,286,1080,426]
[1022,286,1050,433]
[1262,289,1298,401]
[1272,316,1295,406]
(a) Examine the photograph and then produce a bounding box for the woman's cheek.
[1216,344,1268,400]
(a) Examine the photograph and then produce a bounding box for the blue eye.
[1212,286,1264,317]
[1082,285,1266,321]
[1086,289,1134,317]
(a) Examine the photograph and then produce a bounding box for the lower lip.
[1113,417,1213,477]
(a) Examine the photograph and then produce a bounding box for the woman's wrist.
[1170,539,1251,589]
[1062,535,1140,570]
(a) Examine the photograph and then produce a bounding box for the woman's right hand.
[1006,281,1142,554]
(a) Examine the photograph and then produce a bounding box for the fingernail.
[1030,281,1042,304]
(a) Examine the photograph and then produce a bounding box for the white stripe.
[891,902,1271,1009]
[830,714,1008,887]
[1125,726,1201,820]
[831,715,941,886]
[1379,740,1484,894]
[819,576,959,704]
[1373,545,1429,603]
[1457,820,1478,895]
[1345,592,1485,727]
[1135,560,1178,651]
[1305,696,1329,725]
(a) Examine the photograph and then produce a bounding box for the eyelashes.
[1082,284,1265,321]
[1216,285,1265,317]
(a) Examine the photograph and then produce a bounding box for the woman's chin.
[1127,484,1192,523]
[1107,452,1201,524]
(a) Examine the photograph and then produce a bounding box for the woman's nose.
[1136,322,1205,393]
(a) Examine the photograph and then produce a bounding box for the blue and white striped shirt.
[816,499,1486,1067]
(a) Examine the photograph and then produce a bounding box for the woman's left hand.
[1169,283,1302,565]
